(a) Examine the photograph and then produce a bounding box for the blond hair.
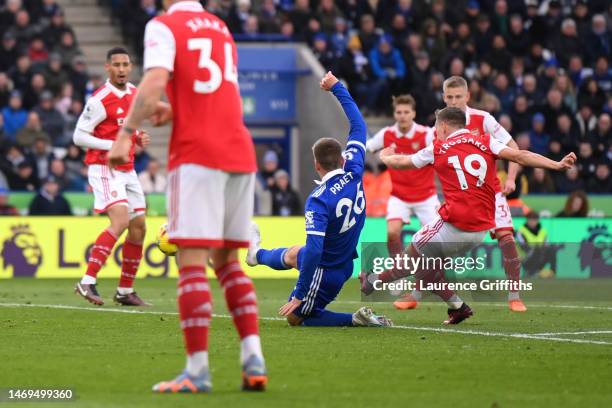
[443,76,468,92]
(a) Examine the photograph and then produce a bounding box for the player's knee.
[286,313,303,326]
[387,230,401,243]
[496,230,513,241]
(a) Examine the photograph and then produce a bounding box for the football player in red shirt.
[73,47,151,307]
[366,95,439,263]
[361,107,575,324]
[108,0,266,394]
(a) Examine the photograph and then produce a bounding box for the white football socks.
[240,335,264,365]
[446,295,464,310]
[186,351,209,377]
[117,287,134,295]
[80,275,96,285]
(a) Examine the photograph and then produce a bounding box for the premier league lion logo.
[1,225,43,277]
[578,225,612,278]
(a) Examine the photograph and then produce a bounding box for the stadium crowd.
[0,0,610,215]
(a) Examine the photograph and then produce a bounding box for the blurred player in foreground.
[361,107,576,324]
[109,0,266,393]
[73,47,151,307]
[366,95,438,310]
[247,72,392,328]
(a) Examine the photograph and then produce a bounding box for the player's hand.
[136,130,151,148]
[150,101,173,126]
[502,178,516,195]
[279,297,303,316]
[108,130,132,167]
[379,145,396,159]
[320,71,339,91]
[558,152,577,170]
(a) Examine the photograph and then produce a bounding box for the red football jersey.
[412,129,508,231]
[464,107,513,193]
[143,1,256,173]
[366,123,436,202]
[78,81,137,172]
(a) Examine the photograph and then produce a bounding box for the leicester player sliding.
[246,71,392,328]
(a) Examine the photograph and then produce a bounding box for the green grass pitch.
[0,278,611,408]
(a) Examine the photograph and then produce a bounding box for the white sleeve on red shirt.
[143,20,176,72]
[73,97,112,150]
[488,136,509,156]
[425,127,435,146]
[411,144,434,168]
[483,113,512,145]
[366,128,386,152]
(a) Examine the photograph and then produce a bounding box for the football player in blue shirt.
[246,72,392,327]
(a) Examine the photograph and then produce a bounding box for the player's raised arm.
[320,71,366,175]
[379,144,433,170]
[490,136,577,171]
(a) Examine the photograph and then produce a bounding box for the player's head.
[312,138,343,176]
[434,107,466,140]
[105,47,132,89]
[392,94,416,130]
[442,76,469,110]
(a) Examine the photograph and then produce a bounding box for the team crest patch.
[411,142,420,150]
[305,211,314,228]
[111,191,118,198]
[470,128,480,136]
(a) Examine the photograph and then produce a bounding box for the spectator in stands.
[42,9,73,49]
[590,113,611,158]
[22,72,46,109]
[28,176,71,215]
[555,165,585,194]
[43,53,69,97]
[0,187,18,215]
[11,161,38,191]
[330,17,349,57]
[30,136,53,182]
[312,34,336,72]
[242,15,260,39]
[474,14,494,57]
[16,112,49,149]
[129,0,158,60]
[0,32,18,72]
[553,72,577,113]
[541,88,572,134]
[521,74,542,109]
[318,0,344,34]
[357,14,379,55]
[28,36,48,66]
[506,14,529,57]
[62,144,87,192]
[61,98,82,142]
[491,72,515,113]
[39,0,62,23]
[53,30,80,69]
[0,115,5,148]
[9,55,32,94]
[554,113,578,154]
[510,95,532,134]
[556,190,589,217]
[585,14,611,64]
[48,158,70,190]
[528,168,556,194]
[447,22,476,67]
[578,77,606,115]
[338,35,373,110]
[593,56,612,93]
[528,113,549,156]
[270,169,301,216]
[552,18,582,68]
[34,90,65,146]
[0,0,21,39]
[258,0,281,33]
[54,82,73,115]
[577,141,598,181]
[421,18,446,68]
[575,104,598,137]
[287,0,312,41]
[2,90,27,141]
[586,162,612,193]
[258,150,279,190]
[407,51,432,104]
[486,35,512,74]
[138,159,167,194]
[369,35,405,114]
[0,72,11,108]
[7,9,41,49]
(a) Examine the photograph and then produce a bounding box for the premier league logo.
[579,225,612,277]
[1,225,43,277]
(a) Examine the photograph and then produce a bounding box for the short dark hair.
[436,107,466,129]
[106,47,130,61]
[392,94,416,110]
[312,138,343,171]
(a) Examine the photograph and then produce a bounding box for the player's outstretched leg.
[497,231,527,312]
[246,222,293,270]
[75,229,119,306]
[214,258,267,391]
[153,263,212,393]
[351,307,394,327]
[114,214,151,306]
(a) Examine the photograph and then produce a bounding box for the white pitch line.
[530,330,612,336]
[2,302,611,346]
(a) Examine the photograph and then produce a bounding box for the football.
[156,223,177,256]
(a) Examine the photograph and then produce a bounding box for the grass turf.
[0,278,611,408]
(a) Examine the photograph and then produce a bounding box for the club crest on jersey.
[411,142,420,150]
[117,118,125,126]
[470,128,480,136]
[111,191,118,198]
